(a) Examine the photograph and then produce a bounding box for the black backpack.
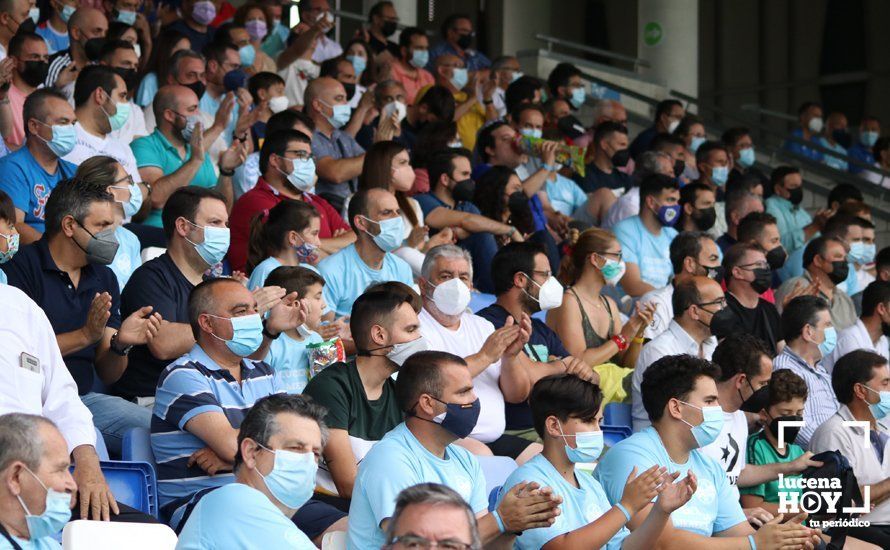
[801,450,863,549]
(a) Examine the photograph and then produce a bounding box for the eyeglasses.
[737,262,769,271]
[282,150,315,162]
[597,251,623,261]
[697,298,726,310]
[526,269,552,279]
[387,535,473,550]
[113,174,135,187]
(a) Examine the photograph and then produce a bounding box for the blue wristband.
[748,534,757,550]
[491,509,507,533]
[615,502,631,522]
[543,163,556,172]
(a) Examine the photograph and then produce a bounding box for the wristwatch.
[110,332,133,356]
[218,166,235,177]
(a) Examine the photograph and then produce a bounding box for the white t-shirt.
[110,100,148,145]
[700,409,749,489]
[418,307,505,443]
[822,319,889,373]
[63,122,143,184]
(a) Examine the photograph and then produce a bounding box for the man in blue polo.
[427,13,490,72]
[0,88,77,245]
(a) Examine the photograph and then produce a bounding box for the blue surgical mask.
[818,326,837,358]
[360,215,404,252]
[864,386,890,420]
[239,44,256,67]
[17,467,71,540]
[111,184,143,218]
[569,86,586,109]
[184,220,230,266]
[738,146,756,168]
[656,203,681,227]
[279,156,316,193]
[557,422,604,463]
[181,114,201,141]
[346,54,366,75]
[520,128,543,140]
[208,313,264,356]
[411,49,429,68]
[711,165,729,186]
[36,121,77,157]
[0,232,19,264]
[679,401,724,448]
[115,10,137,25]
[849,242,876,265]
[256,444,317,509]
[60,4,76,22]
[450,67,468,90]
[690,136,706,153]
[28,7,39,24]
[861,130,879,148]
[103,99,131,132]
[320,100,351,129]
[430,397,481,439]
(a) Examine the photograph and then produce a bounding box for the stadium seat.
[469,292,497,313]
[603,403,632,429]
[122,427,155,467]
[62,520,176,549]
[602,425,632,448]
[321,530,347,549]
[92,427,109,461]
[99,460,159,517]
[477,455,518,496]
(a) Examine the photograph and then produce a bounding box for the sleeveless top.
[568,287,616,352]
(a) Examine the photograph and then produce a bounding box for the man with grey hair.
[175,394,328,549]
[717,182,765,253]
[418,244,538,460]
[591,99,628,128]
[383,483,482,550]
[603,150,673,230]
[0,413,78,547]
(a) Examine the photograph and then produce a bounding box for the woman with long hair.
[344,38,377,88]
[246,199,322,289]
[134,28,190,108]
[473,165,537,244]
[233,3,277,73]
[359,141,453,274]
[546,227,655,369]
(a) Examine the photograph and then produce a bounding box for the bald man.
[45,7,108,96]
[592,99,628,128]
[434,54,492,150]
[306,76,365,213]
[131,85,243,226]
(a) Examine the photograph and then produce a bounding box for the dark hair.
[669,231,707,275]
[416,86,456,122]
[440,13,471,38]
[398,27,426,49]
[723,242,764,278]
[737,211,778,244]
[74,65,120,108]
[530,375,603,439]
[246,200,320,274]
[821,214,860,241]
[23,89,68,137]
[161,186,227,240]
[247,71,286,104]
[642,354,720,422]
[671,279,703,318]
[491,241,546,296]
[44,178,115,238]
[655,99,683,122]
[428,148,471,190]
[259,129,312,174]
[679,182,712,209]
[0,190,14,225]
[234,393,328,470]
[413,121,459,168]
[319,56,350,80]
[365,281,422,313]
[694,141,727,165]
[721,127,751,148]
[770,166,800,190]
[862,280,890,317]
[138,27,189,93]
[202,40,237,67]
[546,62,582,97]
[98,38,136,64]
[474,166,535,235]
[802,235,842,269]
[877,246,890,275]
[106,23,135,44]
[344,39,376,87]
[873,136,890,160]
[674,114,704,139]
[369,0,393,19]
[187,278,236,339]
[359,141,418,227]
[8,31,44,58]
[267,108,315,136]
[781,295,829,342]
[797,101,821,117]
[832,350,888,404]
[836,201,871,222]
[476,120,510,164]
[828,183,863,208]
[265,265,324,297]
[650,132,686,152]
[712,334,772,382]
[395,351,466,412]
[510,103,544,126]
[768,369,808,407]
[350,289,417,350]
[505,76,543,115]
[347,188,375,232]
[639,173,679,201]
[75,155,120,189]
[233,2,271,29]
[593,121,627,146]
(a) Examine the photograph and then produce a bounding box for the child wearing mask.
[245,199,322,289]
[0,189,20,283]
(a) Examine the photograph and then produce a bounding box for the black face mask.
[83,37,107,62]
[827,259,849,285]
[113,67,139,92]
[19,60,49,88]
[787,186,804,206]
[702,264,724,282]
[693,206,717,231]
[456,33,473,50]
[182,80,206,100]
[381,21,398,37]
[766,246,787,270]
[610,148,630,168]
[750,267,773,294]
[767,414,804,449]
[17,17,35,34]
[832,129,852,149]
[740,383,770,414]
[342,82,356,101]
[451,178,475,203]
[673,159,685,178]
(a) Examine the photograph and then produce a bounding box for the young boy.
[263,265,326,393]
[740,369,809,515]
[0,190,20,284]
[499,374,697,549]
[247,71,289,150]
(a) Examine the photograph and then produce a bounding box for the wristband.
[611,334,628,352]
[747,534,756,550]
[219,166,235,177]
[632,336,645,345]
[542,163,556,172]
[491,509,507,533]
[615,502,631,522]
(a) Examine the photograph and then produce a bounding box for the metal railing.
[535,34,650,71]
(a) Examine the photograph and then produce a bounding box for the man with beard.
[678,183,717,233]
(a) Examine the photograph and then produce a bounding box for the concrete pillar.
[637,0,699,99]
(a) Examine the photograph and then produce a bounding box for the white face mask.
[525,275,564,311]
[667,119,680,134]
[387,335,430,367]
[382,100,407,123]
[269,96,289,114]
[430,277,471,316]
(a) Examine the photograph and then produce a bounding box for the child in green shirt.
[740,369,809,515]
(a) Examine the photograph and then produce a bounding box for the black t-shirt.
[368,34,400,57]
[577,163,632,193]
[712,293,783,355]
[112,253,195,399]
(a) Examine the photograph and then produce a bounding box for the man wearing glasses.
[632,276,724,432]
[383,483,482,550]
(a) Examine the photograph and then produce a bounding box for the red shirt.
[227,178,350,272]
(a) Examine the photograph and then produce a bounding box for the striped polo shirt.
[151,344,282,512]
[772,346,838,449]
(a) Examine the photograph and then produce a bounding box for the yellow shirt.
[453,91,486,151]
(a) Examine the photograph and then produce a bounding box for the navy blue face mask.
[412,397,481,439]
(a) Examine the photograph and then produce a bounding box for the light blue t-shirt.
[200,92,240,147]
[765,195,812,254]
[501,454,628,550]
[594,427,747,537]
[0,269,6,284]
[0,535,59,549]
[546,173,588,217]
[347,422,488,550]
[264,329,324,394]
[817,137,849,172]
[175,483,315,550]
[612,215,678,289]
[110,225,142,292]
[0,147,76,235]
[318,244,414,316]
[36,24,69,55]
[247,257,320,291]
[135,72,159,108]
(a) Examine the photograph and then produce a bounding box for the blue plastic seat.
[469,292,497,313]
[94,427,109,461]
[122,427,155,468]
[477,455,518,497]
[602,425,632,447]
[603,403,632,429]
[100,460,158,517]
